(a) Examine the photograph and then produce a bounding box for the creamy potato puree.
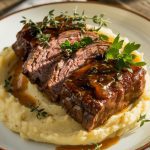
[0,32,150,145]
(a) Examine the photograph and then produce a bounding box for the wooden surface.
[110,0,150,20]
[0,0,24,16]
[88,0,150,20]
[0,0,150,20]
[0,0,149,150]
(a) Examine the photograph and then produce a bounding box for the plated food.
[0,8,150,149]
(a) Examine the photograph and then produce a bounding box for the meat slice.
[43,42,109,101]
[23,37,61,84]
[13,26,146,131]
[12,26,34,60]
[12,25,58,60]
[23,30,100,84]
[60,61,146,130]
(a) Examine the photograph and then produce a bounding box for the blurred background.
[0,0,150,20]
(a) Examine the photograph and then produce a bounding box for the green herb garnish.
[105,34,146,71]
[21,16,51,47]
[60,37,93,56]
[30,106,49,119]
[21,9,109,47]
[99,34,109,41]
[92,14,109,31]
[4,76,12,92]
[138,114,150,127]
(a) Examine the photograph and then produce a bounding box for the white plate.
[0,2,150,150]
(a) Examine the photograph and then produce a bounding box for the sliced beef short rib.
[21,29,109,101]
[60,61,146,130]
[43,42,109,101]
[12,26,146,131]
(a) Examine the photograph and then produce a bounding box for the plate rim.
[0,2,150,150]
[0,1,150,22]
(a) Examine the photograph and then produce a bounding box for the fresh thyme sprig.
[30,105,49,119]
[4,76,12,92]
[20,9,109,47]
[138,114,150,127]
[21,16,51,47]
[42,9,59,28]
[60,37,93,56]
[105,34,146,71]
[92,14,109,31]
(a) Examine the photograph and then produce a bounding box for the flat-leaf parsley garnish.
[138,114,150,127]
[99,34,109,41]
[60,37,93,56]
[105,34,146,71]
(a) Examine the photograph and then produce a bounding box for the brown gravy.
[56,136,120,150]
[11,62,36,107]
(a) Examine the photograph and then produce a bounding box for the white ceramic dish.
[0,2,150,150]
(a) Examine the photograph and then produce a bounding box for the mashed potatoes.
[0,29,150,145]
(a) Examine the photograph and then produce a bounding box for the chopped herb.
[20,9,109,47]
[4,76,12,92]
[105,34,146,71]
[80,37,93,47]
[60,37,93,56]
[99,34,109,41]
[138,114,150,127]
[30,106,49,119]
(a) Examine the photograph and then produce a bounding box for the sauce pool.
[11,62,36,107]
[56,136,120,150]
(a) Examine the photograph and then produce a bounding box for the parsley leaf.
[99,34,109,41]
[92,14,109,31]
[60,37,93,56]
[80,36,93,47]
[123,42,140,54]
[105,34,146,71]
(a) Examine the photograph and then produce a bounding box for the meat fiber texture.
[12,25,147,131]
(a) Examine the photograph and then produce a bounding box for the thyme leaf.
[20,9,109,47]
[30,106,49,119]
[138,114,150,127]
[4,76,12,92]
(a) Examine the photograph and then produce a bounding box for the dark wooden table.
[96,0,150,20]
[0,0,149,150]
[0,0,150,20]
